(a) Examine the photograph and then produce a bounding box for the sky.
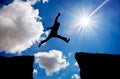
[0,0,120,79]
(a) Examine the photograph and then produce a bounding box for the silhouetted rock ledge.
[0,56,34,79]
[75,52,120,79]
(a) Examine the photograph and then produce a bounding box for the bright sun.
[80,17,91,26]
[68,0,110,34]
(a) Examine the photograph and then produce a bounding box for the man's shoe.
[66,38,70,43]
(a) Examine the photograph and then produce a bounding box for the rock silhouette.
[75,52,120,79]
[0,56,34,79]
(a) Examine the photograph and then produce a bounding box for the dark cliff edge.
[0,56,34,79]
[75,52,120,79]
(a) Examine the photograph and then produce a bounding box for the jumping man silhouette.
[38,13,70,47]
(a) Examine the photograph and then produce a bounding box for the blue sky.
[0,0,120,79]
[33,0,120,54]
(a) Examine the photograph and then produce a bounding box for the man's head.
[58,13,60,16]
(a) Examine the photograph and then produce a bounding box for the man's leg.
[38,36,51,47]
[55,34,70,43]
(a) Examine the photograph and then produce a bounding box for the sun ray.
[71,0,110,34]
[89,0,110,18]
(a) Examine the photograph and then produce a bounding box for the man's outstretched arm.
[54,13,60,23]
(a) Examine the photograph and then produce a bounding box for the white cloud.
[68,52,73,57]
[26,0,49,4]
[75,62,79,67]
[42,0,49,3]
[0,0,44,54]
[34,50,69,76]
[40,30,50,40]
[33,68,38,74]
[44,30,50,37]
[71,74,80,79]
[26,0,40,5]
